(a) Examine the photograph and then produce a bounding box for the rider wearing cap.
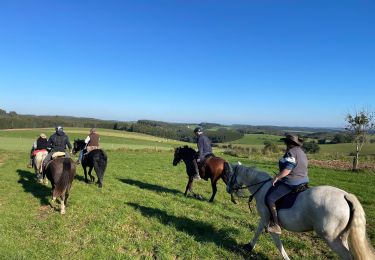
[265,134,309,234]
[43,126,72,167]
[193,127,214,180]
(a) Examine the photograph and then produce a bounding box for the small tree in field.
[345,109,375,171]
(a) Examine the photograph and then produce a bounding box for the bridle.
[229,167,272,211]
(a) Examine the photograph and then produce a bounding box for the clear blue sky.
[0,1,374,127]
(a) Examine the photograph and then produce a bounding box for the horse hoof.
[243,243,253,252]
[61,210,66,215]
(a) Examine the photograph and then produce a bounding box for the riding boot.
[27,159,33,168]
[267,205,282,234]
[192,160,201,180]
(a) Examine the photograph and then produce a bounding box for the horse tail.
[54,159,75,197]
[93,150,107,180]
[345,193,375,259]
[222,162,232,184]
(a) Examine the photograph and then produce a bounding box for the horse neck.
[242,167,271,194]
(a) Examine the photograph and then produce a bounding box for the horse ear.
[184,145,188,148]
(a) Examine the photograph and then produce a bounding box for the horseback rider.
[193,127,214,180]
[43,126,72,167]
[77,128,100,165]
[265,134,309,234]
[27,133,48,168]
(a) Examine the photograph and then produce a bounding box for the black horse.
[173,146,232,202]
[72,139,108,188]
[43,157,76,214]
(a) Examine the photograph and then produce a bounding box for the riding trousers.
[265,182,293,205]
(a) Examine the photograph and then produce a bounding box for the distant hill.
[0,108,344,143]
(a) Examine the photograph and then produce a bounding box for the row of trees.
[114,120,244,143]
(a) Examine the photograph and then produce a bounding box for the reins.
[231,172,272,212]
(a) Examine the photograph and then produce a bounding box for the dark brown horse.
[43,157,76,214]
[172,146,231,202]
[72,139,108,188]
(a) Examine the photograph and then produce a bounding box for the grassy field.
[0,129,374,259]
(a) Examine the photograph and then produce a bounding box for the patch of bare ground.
[310,159,375,171]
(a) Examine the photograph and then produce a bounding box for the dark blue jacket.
[197,134,212,161]
[47,130,72,152]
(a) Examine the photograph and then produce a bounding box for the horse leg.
[270,233,290,260]
[83,167,88,183]
[324,239,351,260]
[209,178,218,202]
[60,194,66,214]
[184,178,193,197]
[88,166,95,182]
[243,220,266,252]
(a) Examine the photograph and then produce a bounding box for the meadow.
[0,129,374,259]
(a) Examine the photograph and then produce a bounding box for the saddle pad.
[32,149,47,156]
[276,190,306,210]
[52,151,66,159]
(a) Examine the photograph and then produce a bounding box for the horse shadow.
[17,169,50,205]
[126,202,268,259]
[119,178,183,195]
[74,173,87,183]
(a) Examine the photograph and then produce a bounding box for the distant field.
[0,128,186,152]
[226,133,375,157]
[227,134,283,145]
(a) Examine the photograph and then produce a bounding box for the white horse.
[226,164,375,260]
[33,150,48,184]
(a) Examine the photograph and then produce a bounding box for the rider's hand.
[197,159,201,163]
[272,176,278,186]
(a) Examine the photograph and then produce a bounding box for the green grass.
[228,133,283,145]
[0,129,374,259]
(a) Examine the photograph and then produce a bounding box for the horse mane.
[177,146,197,158]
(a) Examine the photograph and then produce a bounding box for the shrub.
[303,141,320,154]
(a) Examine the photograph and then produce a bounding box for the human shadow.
[126,202,268,259]
[17,169,50,205]
[119,178,182,195]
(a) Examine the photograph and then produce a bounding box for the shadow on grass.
[126,202,268,259]
[119,178,182,195]
[17,169,50,205]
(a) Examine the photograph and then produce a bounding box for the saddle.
[52,151,66,159]
[275,184,309,210]
[198,154,215,180]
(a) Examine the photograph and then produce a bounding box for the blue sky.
[0,1,374,127]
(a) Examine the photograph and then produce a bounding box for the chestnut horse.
[43,157,76,214]
[172,146,231,202]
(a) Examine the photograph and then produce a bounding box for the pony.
[43,156,76,214]
[72,139,108,188]
[33,150,48,184]
[226,164,375,260]
[172,146,232,202]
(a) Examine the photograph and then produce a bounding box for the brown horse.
[172,146,231,202]
[43,157,76,214]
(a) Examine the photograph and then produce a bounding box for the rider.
[77,128,100,164]
[27,133,48,168]
[265,134,309,234]
[193,127,214,180]
[43,126,72,167]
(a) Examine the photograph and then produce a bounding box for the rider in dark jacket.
[193,127,213,180]
[43,126,72,166]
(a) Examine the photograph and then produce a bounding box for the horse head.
[72,139,86,154]
[172,146,196,166]
[172,147,182,166]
